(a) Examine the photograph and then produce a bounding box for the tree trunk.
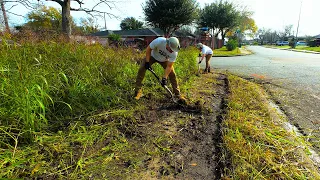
[1,1,10,34]
[61,0,71,39]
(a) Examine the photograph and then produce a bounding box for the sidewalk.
[239,47,253,55]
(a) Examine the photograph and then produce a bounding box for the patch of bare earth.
[135,72,228,179]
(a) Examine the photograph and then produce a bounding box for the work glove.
[161,77,167,87]
[145,61,150,70]
[198,60,202,64]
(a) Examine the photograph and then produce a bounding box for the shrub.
[108,34,121,42]
[226,39,238,51]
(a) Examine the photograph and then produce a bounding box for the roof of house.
[314,34,320,39]
[90,28,196,38]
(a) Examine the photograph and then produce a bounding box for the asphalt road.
[207,46,320,150]
[209,46,320,96]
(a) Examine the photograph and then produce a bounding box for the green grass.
[265,45,291,49]
[0,38,199,179]
[295,46,320,52]
[265,45,320,52]
[213,46,242,56]
[222,74,320,179]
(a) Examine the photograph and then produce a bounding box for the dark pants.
[135,56,180,95]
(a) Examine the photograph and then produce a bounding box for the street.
[209,46,320,150]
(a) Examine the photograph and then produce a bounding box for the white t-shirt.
[149,37,178,62]
[201,45,213,55]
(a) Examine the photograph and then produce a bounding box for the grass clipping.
[223,74,320,179]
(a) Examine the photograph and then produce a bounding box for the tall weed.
[0,40,198,143]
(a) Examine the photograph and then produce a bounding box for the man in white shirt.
[196,43,213,73]
[134,37,186,103]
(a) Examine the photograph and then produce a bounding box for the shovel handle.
[147,68,178,103]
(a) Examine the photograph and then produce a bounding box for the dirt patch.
[132,72,229,179]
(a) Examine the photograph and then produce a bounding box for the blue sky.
[6,0,320,37]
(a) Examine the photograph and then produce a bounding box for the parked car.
[296,41,307,46]
[276,41,289,46]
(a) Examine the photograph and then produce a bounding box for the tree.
[198,3,218,30]
[0,0,10,33]
[120,17,143,30]
[26,5,62,31]
[3,0,119,38]
[278,24,293,41]
[78,17,99,34]
[216,0,240,45]
[236,8,257,38]
[143,0,199,37]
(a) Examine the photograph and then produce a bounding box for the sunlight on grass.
[213,46,241,56]
[223,74,320,179]
[0,38,199,179]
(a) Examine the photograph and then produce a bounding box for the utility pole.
[295,0,302,48]
[103,12,107,30]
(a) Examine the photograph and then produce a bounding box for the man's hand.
[161,77,167,87]
[145,61,150,70]
[198,60,202,64]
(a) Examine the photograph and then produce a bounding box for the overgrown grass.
[223,74,320,179]
[296,46,320,52]
[0,38,199,179]
[264,45,290,49]
[213,46,241,56]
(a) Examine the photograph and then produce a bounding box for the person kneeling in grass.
[196,43,213,73]
[134,36,186,104]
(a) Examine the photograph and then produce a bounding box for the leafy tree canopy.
[143,0,199,37]
[120,17,144,30]
[26,5,62,31]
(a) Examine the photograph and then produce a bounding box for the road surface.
[208,46,320,150]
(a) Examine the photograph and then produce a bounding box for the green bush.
[226,39,238,51]
[308,40,317,47]
[108,34,121,42]
[289,39,295,48]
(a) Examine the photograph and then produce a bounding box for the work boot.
[134,89,143,100]
[175,95,187,105]
[208,67,211,73]
[203,68,208,74]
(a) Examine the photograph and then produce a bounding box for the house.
[314,34,320,46]
[90,28,197,49]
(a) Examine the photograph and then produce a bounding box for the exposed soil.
[132,71,229,179]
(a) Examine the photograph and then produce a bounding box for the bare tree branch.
[3,0,36,10]
[7,10,26,18]
[47,0,63,6]
[7,4,17,11]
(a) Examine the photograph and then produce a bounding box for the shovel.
[148,68,178,103]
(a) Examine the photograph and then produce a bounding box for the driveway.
[208,46,320,150]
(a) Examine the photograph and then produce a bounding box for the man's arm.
[200,54,206,62]
[146,45,152,62]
